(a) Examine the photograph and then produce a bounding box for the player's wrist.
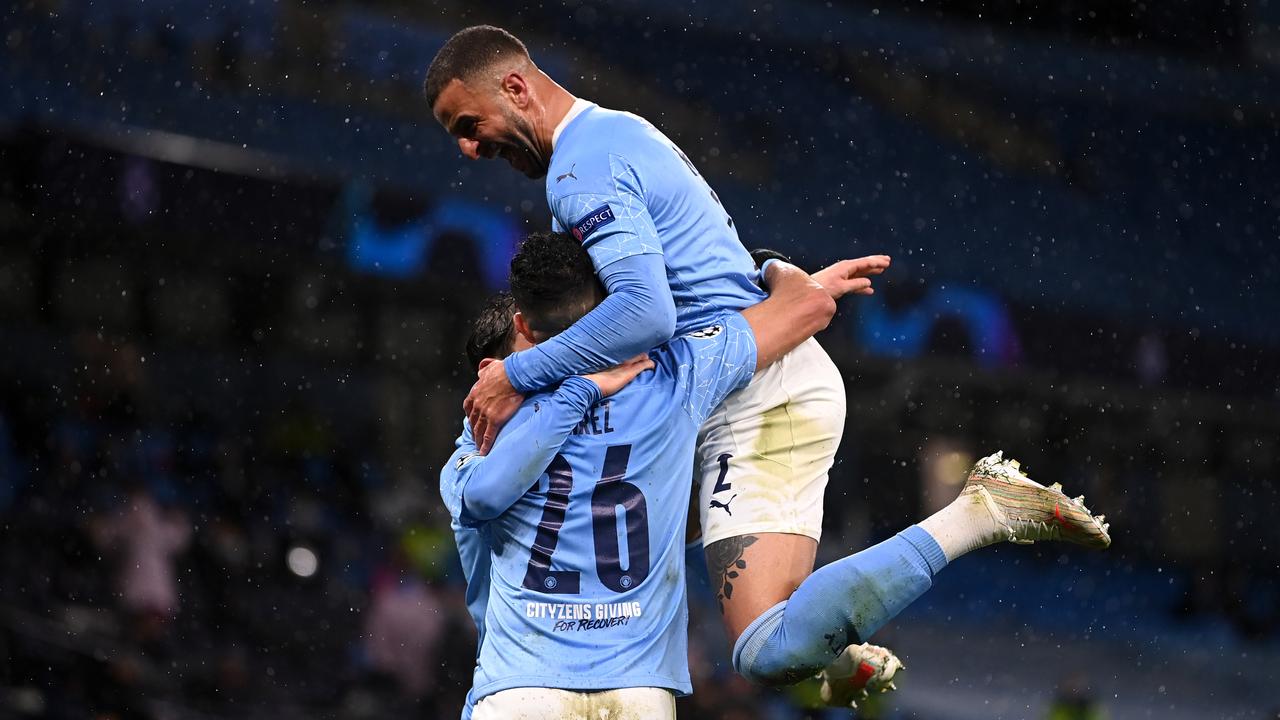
[759,258,782,286]
[503,350,537,394]
[561,375,604,408]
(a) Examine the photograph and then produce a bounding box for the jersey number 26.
[522,444,650,595]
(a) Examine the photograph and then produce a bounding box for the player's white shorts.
[472,686,676,720]
[696,337,846,547]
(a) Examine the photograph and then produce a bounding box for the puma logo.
[709,494,738,516]
[824,631,843,655]
[556,163,577,183]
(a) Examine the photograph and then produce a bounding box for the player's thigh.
[472,686,675,720]
[704,531,817,643]
[695,337,846,548]
[472,687,577,720]
[592,687,676,720]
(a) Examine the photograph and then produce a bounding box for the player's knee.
[734,641,818,687]
[731,602,823,687]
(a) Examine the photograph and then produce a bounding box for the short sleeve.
[671,312,758,426]
[548,154,663,272]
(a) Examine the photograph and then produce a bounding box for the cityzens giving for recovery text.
[526,601,643,620]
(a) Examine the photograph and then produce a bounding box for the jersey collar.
[552,98,593,150]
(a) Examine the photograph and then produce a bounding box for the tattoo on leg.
[705,535,757,614]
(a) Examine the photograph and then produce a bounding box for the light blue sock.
[731,525,948,686]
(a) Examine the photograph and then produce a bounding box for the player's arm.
[465,174,676,453]
[740,256,890,370]
[446,358,653,524]
[447,377,599,524]
[505,252,674,391]
[504,176,677,395]
[810,255,891,299]
[752,248,891,301]
[740,260,837,371]
[463,253,672,454]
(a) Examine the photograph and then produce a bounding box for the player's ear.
[513,311,538,346]
[500,70,530,108]
[478,358,496,373]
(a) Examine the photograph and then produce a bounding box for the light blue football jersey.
[441,313,756,705]
[443,423,492,720]
[547,104,767,336]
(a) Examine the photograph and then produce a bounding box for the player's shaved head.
[509,232,604,341]
[424,25,531,108]
[427,25,572,180]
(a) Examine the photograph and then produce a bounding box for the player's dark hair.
[509,231,603,338]
[424,25,531,108]
[466,292,518,368]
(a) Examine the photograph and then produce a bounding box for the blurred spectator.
[92,484,192,636]
[362,548,446,698]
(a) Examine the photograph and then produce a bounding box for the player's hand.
[812,255,891,299]
[465,360,525,455]
[582,354,655,398]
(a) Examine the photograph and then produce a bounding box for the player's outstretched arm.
[811,255,891,299]
[740,261,837,371]
[750,249,891,300]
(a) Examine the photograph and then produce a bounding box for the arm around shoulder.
[599,252,676,350]
[457,377,602,522]
[504,253,673,393]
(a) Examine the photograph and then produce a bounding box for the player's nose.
[458,137,481,160]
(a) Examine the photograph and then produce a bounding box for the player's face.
[433,79,548,179]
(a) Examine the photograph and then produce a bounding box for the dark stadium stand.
[1,0,1278,718]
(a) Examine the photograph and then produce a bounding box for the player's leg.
[471,687,580,720]
[723,524,943,687]
[703,531,815,640]
[697,337,841,640]
[700,337,905,695]
[730,451,1111,688]
[589,687,676,720]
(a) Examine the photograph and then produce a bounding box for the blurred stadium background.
[1,0,1279,718]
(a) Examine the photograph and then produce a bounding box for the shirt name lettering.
[572,399,615,436]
